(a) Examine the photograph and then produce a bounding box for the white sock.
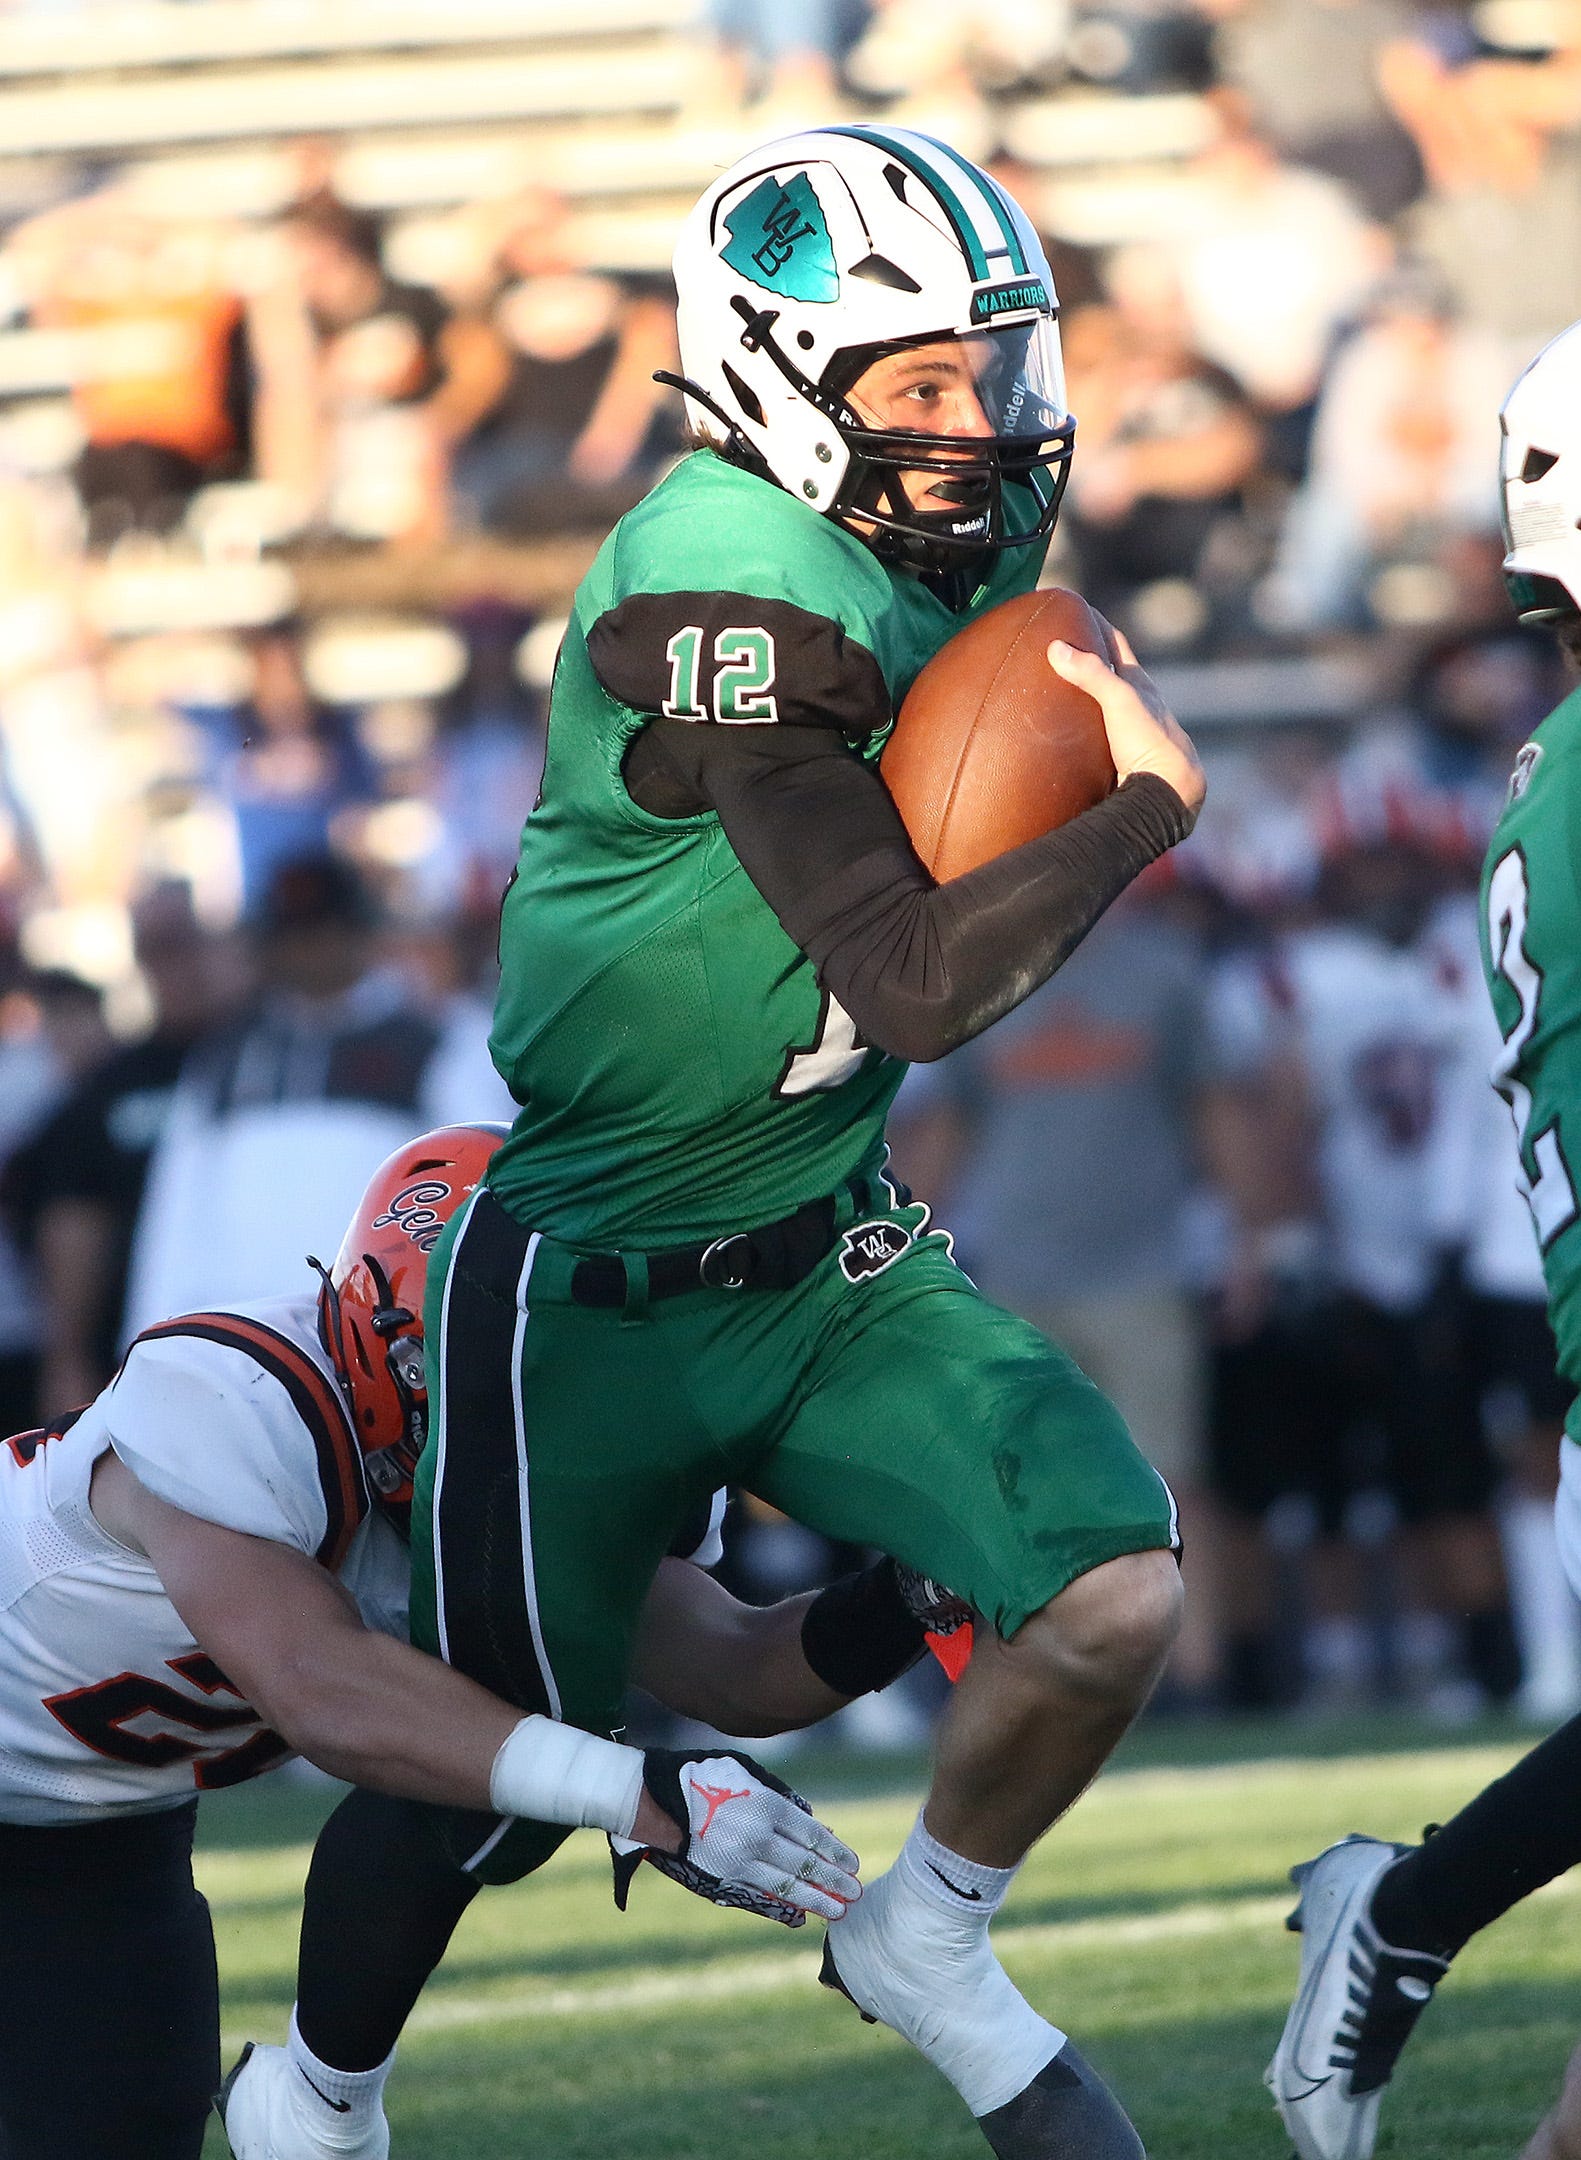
[287,2010,394,2147]
[899,1812,1018,1919]
[831,1812,1063,2116]
[1502,1492,1581,1714]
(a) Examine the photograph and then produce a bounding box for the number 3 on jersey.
[1487,845,1578,1247]
[777,990,868,1096]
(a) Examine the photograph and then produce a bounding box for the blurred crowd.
[893,621,1581,1732]
[1,174,683,550]
[0,0,1578,1737]
[0,3,1575,598]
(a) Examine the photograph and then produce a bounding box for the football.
[881,588,1121,882]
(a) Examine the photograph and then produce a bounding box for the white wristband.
[488,1716,647,1838]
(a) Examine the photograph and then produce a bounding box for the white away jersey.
[1214,922,1473,1311]
[0,1292,408,1824]
[1428,896,1549,1302]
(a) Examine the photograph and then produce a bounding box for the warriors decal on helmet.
[668,125,1075,570]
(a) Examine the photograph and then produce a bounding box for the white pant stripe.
[509,1232,562,1722]
[429,1187,483,1669]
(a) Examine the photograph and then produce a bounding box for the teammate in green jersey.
[250,127,1205,2160]
[1269,317,1581,2160]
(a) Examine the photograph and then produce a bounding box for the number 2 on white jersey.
[1486,845,1578,1247]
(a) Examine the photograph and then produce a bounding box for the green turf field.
[198,1724,1580,2158]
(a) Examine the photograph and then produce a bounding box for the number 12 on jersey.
[663,625,779,724]
[1487,845,1578,1247]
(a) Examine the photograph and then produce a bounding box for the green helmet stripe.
[823,125,1017,283]
[908,130,1031,279]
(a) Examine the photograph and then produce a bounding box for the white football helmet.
[1500,316,1581,626]
[670,125,1074,567]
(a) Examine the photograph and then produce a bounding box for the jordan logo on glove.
[690,1779,750,1839]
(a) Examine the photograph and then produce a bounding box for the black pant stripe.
[433,1193,554,1717]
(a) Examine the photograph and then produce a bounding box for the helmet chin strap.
[362,1252,414,1338]
[652,370,770,477]
[655,360,985,567]
[661,306,1069,570]
[361,1250,428,1475]
[307,1253,351,1392]
[308,1250,426,1508]
[843,458,994,575]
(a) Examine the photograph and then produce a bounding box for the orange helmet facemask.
[313,1123,507,1522]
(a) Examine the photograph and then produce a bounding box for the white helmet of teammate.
[1500,316,1581,626]
[670,125,1074,566]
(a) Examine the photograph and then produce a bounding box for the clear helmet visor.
[822,316,1074,557]
[835,317,1070,450]
[968,315,1071,448]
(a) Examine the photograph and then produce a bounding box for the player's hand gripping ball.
[881,587,1202,879]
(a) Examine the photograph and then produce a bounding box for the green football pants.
[409,1184,1178,1882]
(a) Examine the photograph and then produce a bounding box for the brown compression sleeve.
[624,720,1193,1062]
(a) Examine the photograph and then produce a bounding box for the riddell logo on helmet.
[370,1181,453,1251]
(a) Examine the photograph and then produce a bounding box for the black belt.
[569,1185,866,1307]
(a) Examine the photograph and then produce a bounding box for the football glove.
[611,1748,860,1927]
[894,1563,976,1683]
[893,1563,973,1637]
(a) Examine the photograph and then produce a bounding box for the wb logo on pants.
[837,1220,913,1283]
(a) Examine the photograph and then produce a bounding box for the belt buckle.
[699,1232,754,1290]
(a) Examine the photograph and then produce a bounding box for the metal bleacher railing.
[0,4,698,157]
[0,0,1222,224]
[0,0,695,81]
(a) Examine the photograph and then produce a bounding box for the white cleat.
[1266,1835,1448,2160]
[216,2043,390,2160]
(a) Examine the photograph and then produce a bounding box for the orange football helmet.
[315,1123,507,1515]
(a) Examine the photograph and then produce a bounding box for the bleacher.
[0,0,713,251]
[0,0,698,133]
[0,0,1227,254]
[0,0,1239,669]
[0,0,1566,710]
[0,0,1562,287]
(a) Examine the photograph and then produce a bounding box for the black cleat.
[818,1932,877,2020]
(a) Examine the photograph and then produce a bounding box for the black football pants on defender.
[0,1803,217,2160]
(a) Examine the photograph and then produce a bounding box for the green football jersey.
[1480,684,1581,1434]
[487,449,1045,1247]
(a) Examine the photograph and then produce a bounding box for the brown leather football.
[881,588,1120,882]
